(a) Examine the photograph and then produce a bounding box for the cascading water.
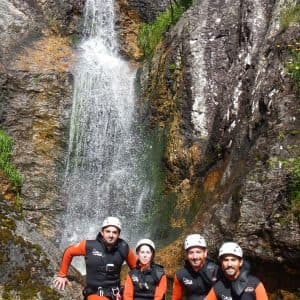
[60,0,151,272]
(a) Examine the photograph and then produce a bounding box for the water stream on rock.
[60,0,151,273]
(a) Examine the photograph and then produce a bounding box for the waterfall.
[60,0,150,272]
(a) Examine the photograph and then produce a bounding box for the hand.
[54,276,70,290]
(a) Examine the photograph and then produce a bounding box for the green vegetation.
[138,126,180,242]
[287,45,300,91]
[138,0,192,57]
[280,3,300,30]
[0,129,22,188]
[280,3,300,90]
[283,157,300,221]
[278,4,300,221]
[280,3,300,91]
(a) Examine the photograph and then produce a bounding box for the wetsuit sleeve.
[123,274,134,300]
[255,282,268,300]
[58,240,86,277]
[172,274,183,300]
[125,248,137,269]
[154,274,167,300]
[205,287,218,300]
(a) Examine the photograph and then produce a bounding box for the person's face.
[137,245,153,265]
[101,226,120,245]
[221,255,243,280]
[186,247,207,270]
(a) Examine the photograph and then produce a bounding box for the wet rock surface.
[0,0,300,298]
[0,0,84,298]
[138,0,300,295]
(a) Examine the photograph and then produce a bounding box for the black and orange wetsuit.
[205,274,268,300]
[172,259,220,300]
[123,262,167,300]
[58,233,136,300]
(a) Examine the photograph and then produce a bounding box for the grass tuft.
[0,129,22,188]
[138,1,192,58]
[280,3,300,30]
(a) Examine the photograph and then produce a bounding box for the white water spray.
[60,0,151,272]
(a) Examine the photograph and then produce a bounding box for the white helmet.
[101,217,122,231]
[184,234,207,250]
[219,242,243,258]
[136,238,155,252]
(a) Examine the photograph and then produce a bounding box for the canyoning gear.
[87,296,111,300]
[57,234,136,300]
[218,242,243,258]
[205,260,268,300]
[58,239,136,278]
[85,233,130,290]
[173,258,220,300]
[123,263,167,300]
[206,276,268,300]
[130,264,164,299]
[136,239,155,253]
[184,234,207,250]
[102,217,122,231]
[83,286,122,300]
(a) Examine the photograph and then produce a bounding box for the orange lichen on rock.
[13,34,73,73]
[156,238,184,277]
[116,0,143,60]
[32,117,60,160]
[0,172,18,204]
[203,169,222,193]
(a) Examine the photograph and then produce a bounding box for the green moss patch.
[0,129,22,188]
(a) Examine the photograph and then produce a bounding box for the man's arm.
[125,248,137,269]
[54,240,86,290]
[172,274,183,300]
[154,274,167,300]
[255,282,269,300]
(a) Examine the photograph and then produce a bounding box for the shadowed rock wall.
[1,0,299,298]
[132,0,300,296]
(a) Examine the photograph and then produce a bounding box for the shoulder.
[175,267,190,280]
[152,263,164,271]
[117,239,129,250]
[117,238,130,254]
[152,263,165,280]
[117,238,130,249]
[205,258,218,268]
[86,239,101,248]
[129,267,139,276]
[204,259,221,281]
[246,275,260,288]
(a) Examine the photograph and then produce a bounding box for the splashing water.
[60,0,151,273]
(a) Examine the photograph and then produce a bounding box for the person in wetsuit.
[172,234,221,300]
[123,238,167,300]
[54,216,137,300]
[205,242,268,300]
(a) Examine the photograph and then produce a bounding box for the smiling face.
[186,246,207,270]
[137,245,153,265]
[221,255,243,280]
[101,226,120,246]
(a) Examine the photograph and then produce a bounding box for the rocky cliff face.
[0,0,84,298]
[0,0,299,298]
[130,0,300,296]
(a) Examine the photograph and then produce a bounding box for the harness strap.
[83,286,120,299]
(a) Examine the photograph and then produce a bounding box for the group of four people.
[54,216,268,300]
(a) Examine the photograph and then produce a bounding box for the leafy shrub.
[138,1,192,58]
[0,129,22,188]
[283,157,300,221]
[287,45,300,90]
[280,3,300,30]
